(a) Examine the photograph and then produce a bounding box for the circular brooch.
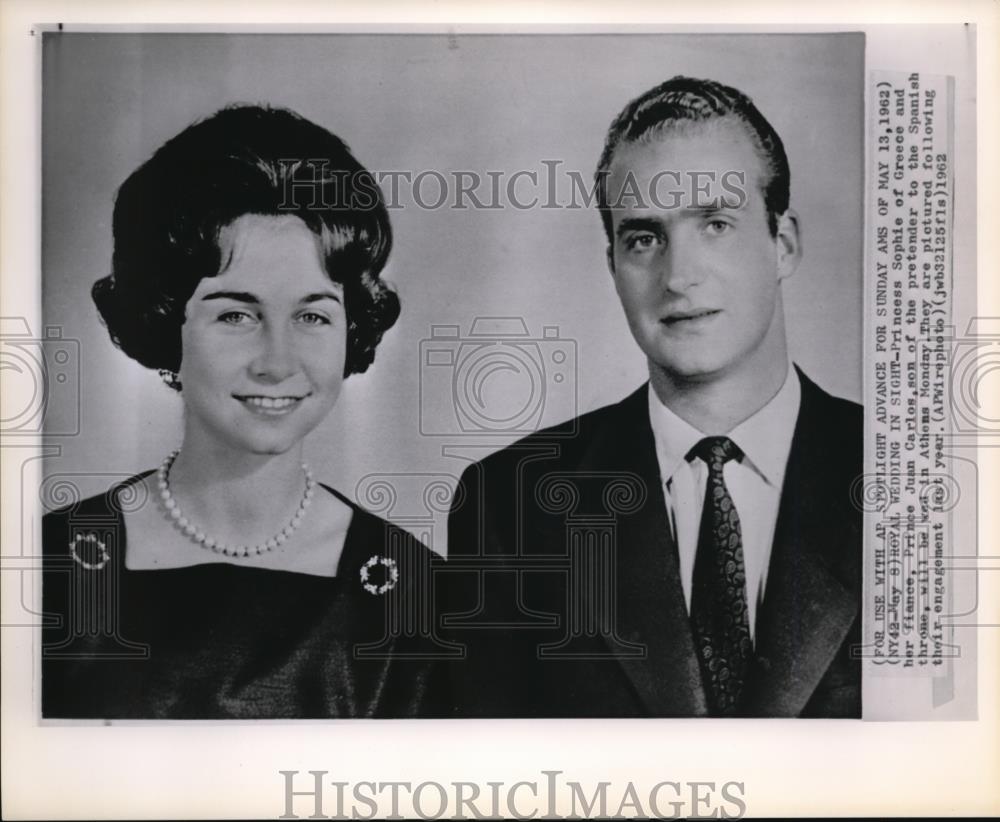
[359,555,399,595]
[69,533,110,571]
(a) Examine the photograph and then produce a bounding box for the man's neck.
[649,357,791,435]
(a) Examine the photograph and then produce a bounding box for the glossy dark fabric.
[688,436,752,716]
[42,474,449,719]
[446,368,862,718]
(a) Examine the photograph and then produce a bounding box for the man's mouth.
[234,394,309,415]
[661,308,721,326]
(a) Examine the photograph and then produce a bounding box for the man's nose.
[251,324,298,382]
[657,233,704,292]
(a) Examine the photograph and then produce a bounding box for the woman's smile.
[235,393,311,416]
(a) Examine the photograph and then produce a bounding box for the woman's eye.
[218,310,256,325]
[298,311,331,326]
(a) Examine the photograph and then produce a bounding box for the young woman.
[42,105,448,718]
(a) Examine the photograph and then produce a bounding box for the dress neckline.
[109,470,361,579]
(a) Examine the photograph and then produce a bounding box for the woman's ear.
[775,208,802,281]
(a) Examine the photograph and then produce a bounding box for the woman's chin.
[239,432,310,457]
[182,428,309,460]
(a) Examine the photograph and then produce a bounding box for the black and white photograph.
[1,2,996,819]
[37,31,863,721]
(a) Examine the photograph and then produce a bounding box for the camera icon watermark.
[0,317,81,436]
[946,317,1000,438]
[419,317,577,437]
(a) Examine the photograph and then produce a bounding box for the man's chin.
[647,355,727,385]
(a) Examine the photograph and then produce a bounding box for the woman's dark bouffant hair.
[92,104,399,381]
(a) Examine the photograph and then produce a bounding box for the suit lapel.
[745,371,859,716]
[574,385,708,716]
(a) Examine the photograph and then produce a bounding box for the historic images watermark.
[277,160,748,212]
[279,770,747,820]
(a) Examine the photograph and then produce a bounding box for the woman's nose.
[251,325,298,382]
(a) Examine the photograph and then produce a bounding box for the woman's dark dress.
[42,473,450,718]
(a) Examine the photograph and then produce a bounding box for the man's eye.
[705,219,733,235]
[626,233,659,251]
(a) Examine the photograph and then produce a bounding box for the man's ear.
[606,245,616,276]
[775,208,802,281]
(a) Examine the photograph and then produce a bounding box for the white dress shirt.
[647,366,801,639]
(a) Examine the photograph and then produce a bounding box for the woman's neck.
[165,443,310,547]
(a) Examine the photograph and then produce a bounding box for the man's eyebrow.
[689,201,746,213]
[615,217,663,239]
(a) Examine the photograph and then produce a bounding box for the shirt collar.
[648,363,802,488]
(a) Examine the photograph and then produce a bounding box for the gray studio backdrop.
[42,32,863,554]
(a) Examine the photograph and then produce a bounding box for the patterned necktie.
[687,436,752,716]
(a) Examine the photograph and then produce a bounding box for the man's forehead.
[604,118,767,217]
[609,118,764,178]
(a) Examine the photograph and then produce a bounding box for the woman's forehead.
[219,214,320,260]
[193,214,339,299]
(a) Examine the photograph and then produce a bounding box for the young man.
[447,77,862,718]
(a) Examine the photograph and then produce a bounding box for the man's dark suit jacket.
[445,368,862,717]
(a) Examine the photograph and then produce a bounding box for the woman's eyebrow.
[199,290,342,304]
[301,291,342,303]
[201,290,259,303]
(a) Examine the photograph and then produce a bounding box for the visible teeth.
[243,396,298,409]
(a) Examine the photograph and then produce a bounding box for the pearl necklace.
[156,450,316,558]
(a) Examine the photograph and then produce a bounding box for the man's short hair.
[595,75,791,241]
